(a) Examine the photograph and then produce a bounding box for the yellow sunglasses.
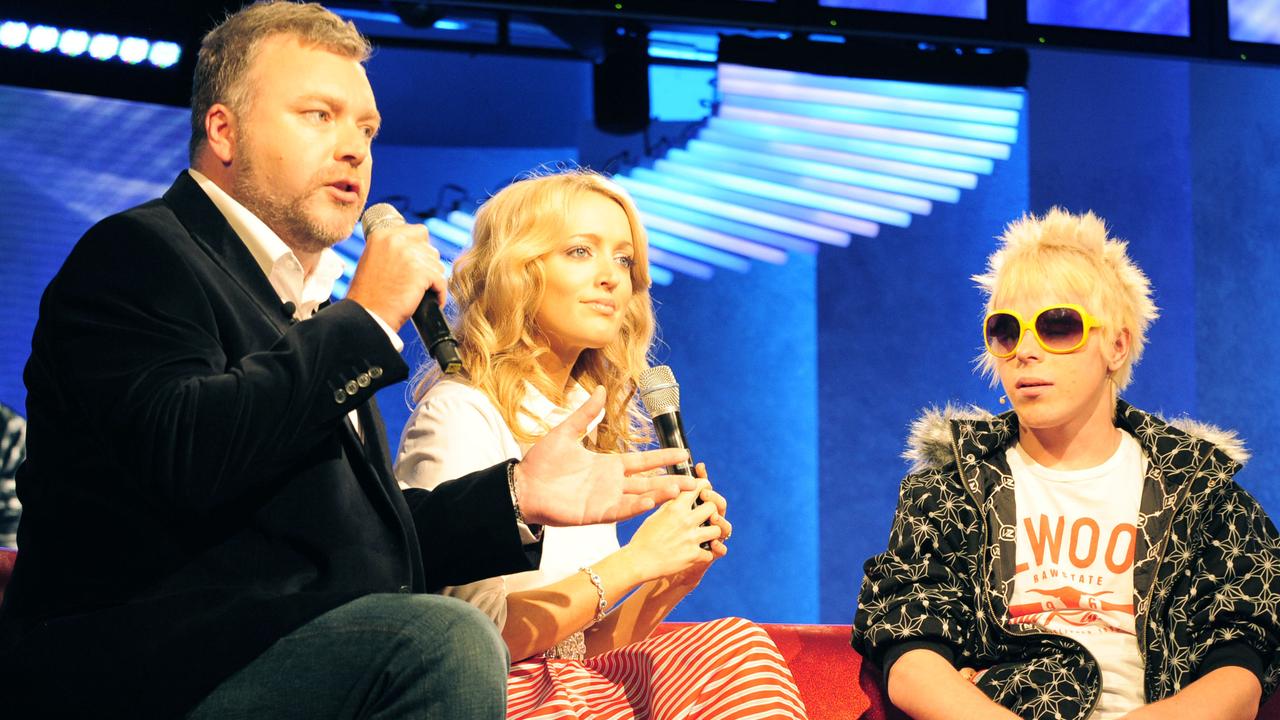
[983,303,1103,358]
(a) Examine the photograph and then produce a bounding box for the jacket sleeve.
[396,387,536,599]
[27,211,409,514]
[852,466,980,676]
[1183,475,1280,698]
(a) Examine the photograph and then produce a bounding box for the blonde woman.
[395,169,807,719]
[853,209,1280,720]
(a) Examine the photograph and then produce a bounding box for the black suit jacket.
[0,173,537,717]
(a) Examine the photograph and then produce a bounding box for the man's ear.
[204,103,236,165]
[1107,327,1131,373]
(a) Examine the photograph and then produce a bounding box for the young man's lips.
[1016,379,1052,389]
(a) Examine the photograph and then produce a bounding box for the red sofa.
[0,547,1275,719]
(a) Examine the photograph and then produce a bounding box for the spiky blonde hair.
[973,207,1158,390]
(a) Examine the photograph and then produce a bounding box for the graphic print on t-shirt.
[1006,433,1148,718]
[1009,513,1136,632]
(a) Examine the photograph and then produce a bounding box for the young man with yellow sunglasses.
[853,208,1280,720]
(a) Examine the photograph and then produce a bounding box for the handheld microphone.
[638,365,709,550]
[360,203,462,375]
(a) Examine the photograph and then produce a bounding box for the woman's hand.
[621,464,727,583]
[664,479,731,589]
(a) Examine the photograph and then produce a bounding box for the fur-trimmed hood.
[903,401,1250,474]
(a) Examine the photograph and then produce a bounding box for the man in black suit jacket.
[0,3,689,718]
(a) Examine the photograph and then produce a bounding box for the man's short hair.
[973,207,1159,390]
[188,0,371,162]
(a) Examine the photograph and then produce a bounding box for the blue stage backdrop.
[5,45,1280,627]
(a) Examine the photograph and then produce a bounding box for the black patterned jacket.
[852,400,1280,719]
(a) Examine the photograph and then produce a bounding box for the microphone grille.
[361,202,405,237]
[637,365,680,416]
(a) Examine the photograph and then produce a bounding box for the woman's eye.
[615,255,635,268]
[567,246,590,258]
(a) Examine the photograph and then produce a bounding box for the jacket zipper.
[1133,451,1212,701]
[952,431,1102,720]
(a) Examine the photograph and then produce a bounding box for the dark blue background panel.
[0,85,188,413]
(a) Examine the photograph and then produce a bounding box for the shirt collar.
[188,169,346,317]
[520,380,604,438]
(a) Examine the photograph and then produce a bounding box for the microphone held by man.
[360,203,462,374]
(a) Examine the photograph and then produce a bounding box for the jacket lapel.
[162,172,294,336]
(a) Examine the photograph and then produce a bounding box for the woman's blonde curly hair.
[414,169,656,452]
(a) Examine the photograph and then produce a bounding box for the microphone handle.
[651,410,710,549]
[652,411,695,477]
[412,289,462,375]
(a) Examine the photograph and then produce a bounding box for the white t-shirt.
[394,379,618,629]
[1007,432,1147,719]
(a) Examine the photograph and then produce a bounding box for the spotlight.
[118,37,149,65]
[0,21,29,49]
[27,25,58,53]
[88,33,119,60]
[57,29,89,57]
[148,41,181,68]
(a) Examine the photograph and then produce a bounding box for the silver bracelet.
[579,566,608,624]
[507,461,525,524]
[508,461,543,541]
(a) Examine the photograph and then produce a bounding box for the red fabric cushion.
[0,546,15,605]
[658,622,1280,720]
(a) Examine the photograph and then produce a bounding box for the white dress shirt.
[188,169,403,434]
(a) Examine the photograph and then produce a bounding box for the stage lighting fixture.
[27,25,58,53]
[118,37,149,65]
[88,33,119,60]
[57,29,89,57]
[0,17,181,69]
[148,41,181,69]
[0,22,28,49]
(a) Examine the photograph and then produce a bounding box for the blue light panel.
[818,0,985,20]
[719,64,1024,111]
[697,127,978,189]
[632,197,819,255]
[706,117,994,174]
[641,212,789,264]
[686,138,954,204]
[1230,0,1280,44]
[616,174,852,246]
[1028,0,1190,37]
[659,152,914,227]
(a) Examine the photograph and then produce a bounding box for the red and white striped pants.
[506,616,808,719]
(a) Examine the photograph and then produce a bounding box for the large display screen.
[817,0,985,20]
[1028,0,1190,37]
[1229,0,1280,44]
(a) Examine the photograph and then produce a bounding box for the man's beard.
[232,137,363,254]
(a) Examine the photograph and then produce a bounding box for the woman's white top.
[394,378,620,630]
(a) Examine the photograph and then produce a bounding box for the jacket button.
[334,388,348,403]
[369,366,383,379]
[344,380,359,395]
[357,372,371,387]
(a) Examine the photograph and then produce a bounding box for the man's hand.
[514,386,696,526]
[346,217,446,331]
